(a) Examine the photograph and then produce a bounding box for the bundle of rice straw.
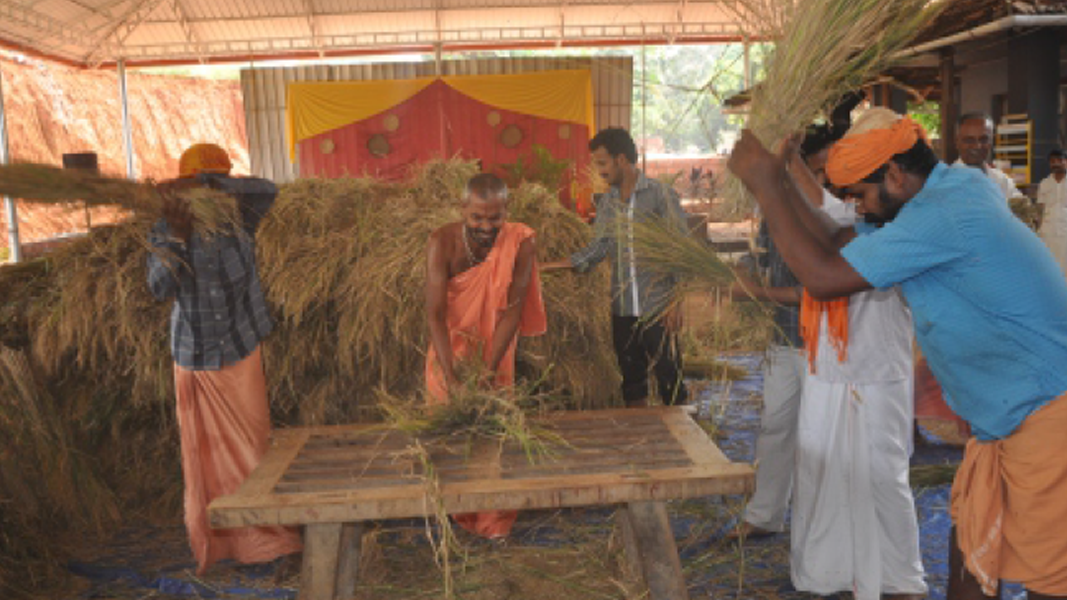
[719,0,945,215]
[628,214,737,292]
[376,362,569,465]
[0,163,240,236]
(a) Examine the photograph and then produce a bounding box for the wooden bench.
[209,406,754,600]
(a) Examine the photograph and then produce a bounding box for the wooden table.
[209,407,754,600]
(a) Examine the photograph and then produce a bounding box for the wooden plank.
[283,465,420,480]
[283,407,682,439]
[295,441,684,465]
[334,523,363,600]
[500,460,694,479]
[275,479,423,494]
[222,429,310,501]
[616,507,646,588]
[212,464,753,527]
[288,453,419,468]
[621,501,690,600]
[276,454,696,491]
[300,523,342,600]
[660,409,734,467]
[546,409,670,424]
[288,441,691,476]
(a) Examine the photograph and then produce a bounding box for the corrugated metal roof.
[0,0,746,66]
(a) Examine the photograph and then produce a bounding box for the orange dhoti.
[174,346,302,573]
[425,222,547,538]
[950,394,1067,595]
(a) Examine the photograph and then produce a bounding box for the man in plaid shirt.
[542,127,689,408]
[147,143,300,574]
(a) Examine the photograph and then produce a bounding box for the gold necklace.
[462,224,484,266]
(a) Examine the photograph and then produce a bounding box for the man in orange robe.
[147,144,301,574]
[425,172,547,538]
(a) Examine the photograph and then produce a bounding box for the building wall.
[959,58,1009,118]
[241,56,633,182]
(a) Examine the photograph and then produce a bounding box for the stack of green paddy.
[0,159,619,596]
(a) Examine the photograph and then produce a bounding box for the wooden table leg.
[618,501,690,600]
[334,523,364,600]
[300,523,342,600]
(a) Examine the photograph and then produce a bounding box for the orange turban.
[178,143,232,179]
[826,111,929,187]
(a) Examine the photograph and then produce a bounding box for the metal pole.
[0,62,21,263]
[743,38,751,91]
[118,59,137,179]
[641,35,647,173]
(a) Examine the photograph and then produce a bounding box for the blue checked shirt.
[147,174,275,370]
[569,172,688,317]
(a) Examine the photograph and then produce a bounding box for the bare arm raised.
[728,130,870,300]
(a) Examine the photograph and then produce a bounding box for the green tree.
[908,101,941,139]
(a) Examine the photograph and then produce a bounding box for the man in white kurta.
[954,112,1024,203]
[1037,149,1067,276]
[791,195,927,600]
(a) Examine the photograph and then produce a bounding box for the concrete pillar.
[940,47,958,163]
[1008,28,1060,183]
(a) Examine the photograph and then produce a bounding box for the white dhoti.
[1039,227,1067,277]
[1037,175,1067,277]
[791,377,926,599]
[744,345,806,531]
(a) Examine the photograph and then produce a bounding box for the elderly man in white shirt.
[1037,149,1067,276]
[954,112,1024,202]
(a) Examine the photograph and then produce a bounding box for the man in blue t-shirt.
[727,108,1067,600]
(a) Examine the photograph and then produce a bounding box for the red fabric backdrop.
[297,80,590,208]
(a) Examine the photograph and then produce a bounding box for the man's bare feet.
[725,521,776,540]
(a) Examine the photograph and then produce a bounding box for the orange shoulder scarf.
[800,291,849,373]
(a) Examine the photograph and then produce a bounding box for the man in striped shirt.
[543,127,689,407]
[147,143,300,575]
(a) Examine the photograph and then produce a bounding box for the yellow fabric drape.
[286,77,435,161]
[286,69,596,161]
[442,69,594,137]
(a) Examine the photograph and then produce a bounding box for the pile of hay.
[0,159,618,596]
